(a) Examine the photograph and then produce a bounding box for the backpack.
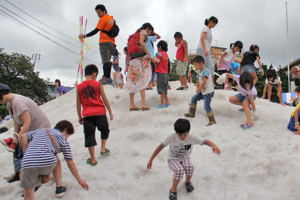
[101,20,119,38]
[127,32,146,59]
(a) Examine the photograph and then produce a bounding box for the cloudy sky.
[0,0,299,86]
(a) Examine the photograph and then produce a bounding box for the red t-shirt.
[77,80,106,117]
[176,41,185,61]
[155,51,169,74]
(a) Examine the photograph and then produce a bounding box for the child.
[147,118,220,200]
[154,40,170,109]
[174,32,189,90]
[262,69,283,104]
[54,79,68,96]
[124,47,130,77]
[76,64,113,166]
[114,68,124,89]
[288,98,300,134]
[227,72,257,129]
[291,87,300,106]
[184,56,216,126]
[240,44,264,85]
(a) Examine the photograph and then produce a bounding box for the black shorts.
[83,115,110,147]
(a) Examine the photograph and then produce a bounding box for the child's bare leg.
[165,94,169,105]
[185,175,192,183]
[182,76,187,87]
[88,146,96,163]
[160,94,164,106]
[129,93,137,109]
[171,179,181,192]
[100,139,107,153]
[229,96,243,106]
[252,72,258,86]
[267,85,272,101]
[140,89,147,108]
[277,87,283,104]
[243,100,253,125]
[53,157,62,187]
[24,188,35,200]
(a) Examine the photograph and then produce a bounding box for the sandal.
[141,107,150,111]
[100,148,110,156]
[129,107,140,111]
[169,191,177,200]
[240,123,253,130]
[86,158,98,166]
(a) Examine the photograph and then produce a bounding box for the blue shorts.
[235,93,257,103]
[288,115,300,132]
[241,64,256,73]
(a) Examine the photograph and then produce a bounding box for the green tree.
[0,52,53,106]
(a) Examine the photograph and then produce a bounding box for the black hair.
[84,64,99,76]
[192,55,205,64]
[174,118,191,134]
[295,87,300,93]
[174,32,183,39]
[231,41,243,53]
[0,90,9,101]
[54,79,61,86]
[124,47,128,52]
[205,16,218,26]
[157,40,168,52]
[95,4,107,13]
[113,49,120,56]
[54,120,74,135]
[266,68,277,80]
[239,72,254,90]
[250,44,259,52]
[136,23,154,33]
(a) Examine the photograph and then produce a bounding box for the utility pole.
[285,1,291,92]
[31,53,41,70]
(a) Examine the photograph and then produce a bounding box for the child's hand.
[78,117,83,125]
[296,125,300,131]
[78,179,89,190]
[109,111,114,120]
[211,144,221,155]
[147,160,153,171]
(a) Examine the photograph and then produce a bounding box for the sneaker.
[156,105,165,109]
[185,182,194,193]
[0,137,13,146]
[100,77,113,85]
[7,172,20,183]
[1,140,16,153]
[163,104,170,108]
[146,87,153,90]
[176,87,184,90]
[169,191,177,200]
[55,186,67,198]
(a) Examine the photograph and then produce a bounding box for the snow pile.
[0,82,299,200]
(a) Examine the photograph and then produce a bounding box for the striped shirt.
[21,128,73,169]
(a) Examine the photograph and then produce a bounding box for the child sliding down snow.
[227,72,257,129]
[147,118,220,200]
[184,56,216,126]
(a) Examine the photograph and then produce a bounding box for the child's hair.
[0,84,10,101]
[85,64,99,76]
[230,41,243,53]
[54,120,74,135]
[124,47,128,52]
[54,79,61,86]
[266,68,277,80]
[295,87,300,93]
[205,16,218,26]
[174,32,183,39]
[174,118,190,134]
[136,23,154,33]
[239,72,254,90]
[250,44,259,52]
[95,4,107,13]
[192,55,205,64]
[157,40,168,52]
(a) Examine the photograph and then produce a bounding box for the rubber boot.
[207,111,216,126]
[184,104,197,118]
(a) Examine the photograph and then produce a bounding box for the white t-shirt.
[265,77,281,85]
[197,68,214,95]
[200,26,213,51]
[223,49,235,63]
[162,133,205,160]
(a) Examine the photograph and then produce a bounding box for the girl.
[262,69,283,104]
[240,44,264,85]
[54,79,68,96]
[125,23,154,111]
[198,16,218,78]
[288,102,300,134]
[217,41,243,89]
[227,72,257,129]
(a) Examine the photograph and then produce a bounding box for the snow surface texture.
[0,82,299,200]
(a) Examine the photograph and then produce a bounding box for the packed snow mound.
[0,81,299,200]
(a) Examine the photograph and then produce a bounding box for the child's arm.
[201,77,208,89]
[294,107,300,131]
[200,32,208,56]
[196,80,201,93]
[154,32,161,39]
[226,73,235,79]
[262,83,267,99]
[182,40,188,62]
[218,51,227,68]
[99,84,113,120]
[147,144,165,170]
[203,139,221,155]
[76,90,83,124]
[256,56,264,76]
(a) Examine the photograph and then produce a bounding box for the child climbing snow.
[227,72,257,129]
[147,118,221,200]
[288,96,300,134]
[76,64,113,166]
[262,68,282,104]
[184,56,216,126]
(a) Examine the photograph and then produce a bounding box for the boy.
[174,32,189,90]
[184,56,216,126]
[154,40,170,109]
[76,64,113,166]
[291,87,300,106]
[262,69,283,104]
[147,118,220,200]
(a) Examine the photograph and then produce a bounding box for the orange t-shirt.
[96,14,115,44]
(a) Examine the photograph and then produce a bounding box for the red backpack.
[127,32,146,59]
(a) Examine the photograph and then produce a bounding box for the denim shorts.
[236,93,257,103]
[241,64,256,73]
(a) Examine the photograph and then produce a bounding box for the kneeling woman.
[19,120,89,200]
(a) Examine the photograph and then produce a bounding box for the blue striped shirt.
[21,128,73,169]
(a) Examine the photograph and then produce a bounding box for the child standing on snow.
[147,118,220,200]
[76,64,113,166]
[184,56,216,126]
[154,40,170,109]
[227,72,257,129]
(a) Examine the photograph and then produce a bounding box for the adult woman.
[125,23,153,111]
[0,83,51,183]
[197,16,218,77]
[19,120,89,200]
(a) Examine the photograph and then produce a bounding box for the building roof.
[283,57,300,70]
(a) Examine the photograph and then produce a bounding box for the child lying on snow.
[147,118,220,200]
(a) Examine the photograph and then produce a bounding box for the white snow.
[0,81,299,200]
